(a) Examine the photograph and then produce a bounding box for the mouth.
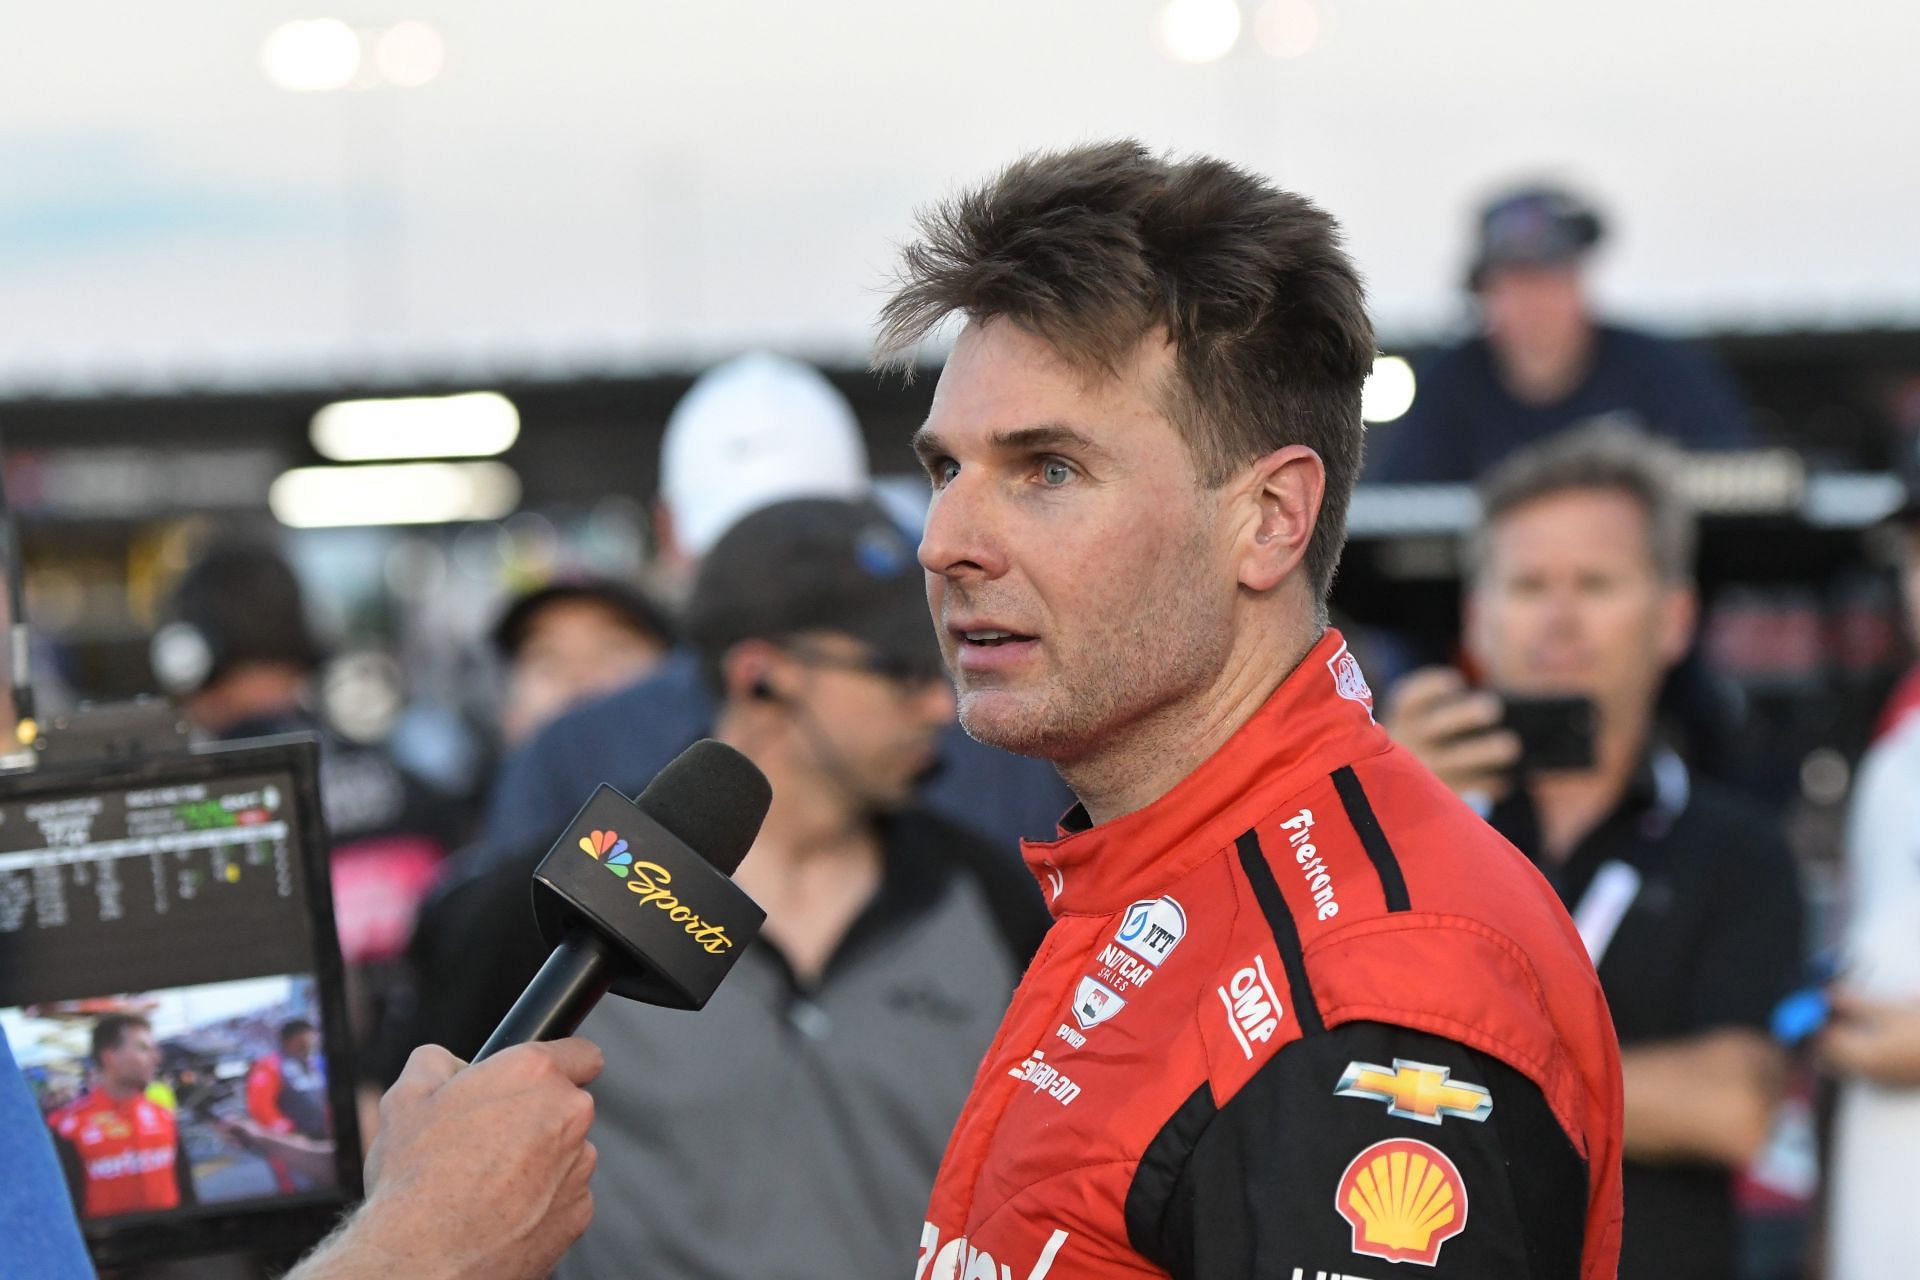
[948,622,1040,673]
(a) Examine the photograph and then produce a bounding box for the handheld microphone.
[473,739,772,1062]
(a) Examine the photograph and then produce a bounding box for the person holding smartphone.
[1383,423,1804,1280]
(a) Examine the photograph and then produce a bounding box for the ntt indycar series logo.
[578,827,736,955]
[1071,895,1186,1031]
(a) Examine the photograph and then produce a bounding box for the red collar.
[1021,629,1386,917]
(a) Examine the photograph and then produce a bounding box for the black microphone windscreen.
[633,739,771,877]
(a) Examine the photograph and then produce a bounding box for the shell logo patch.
[1335,1138,1468,1266]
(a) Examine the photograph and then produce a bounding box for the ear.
[1656,582,1698,667]
[720,639,788,704]
[1235,444,1325,594]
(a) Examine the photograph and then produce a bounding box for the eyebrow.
[910,421,1110,464]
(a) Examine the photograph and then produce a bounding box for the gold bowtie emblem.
[1335,1059,1492,1125]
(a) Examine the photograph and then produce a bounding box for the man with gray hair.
[1384,423,1804,1280]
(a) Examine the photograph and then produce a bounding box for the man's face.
[779,633,956,809]
[285,1030,320,1063]
[1478,264,1589,363]
[914,320,1237,762]
[100,1026,159,1092]
[1467,488,1694,736]
[503,599,668,747]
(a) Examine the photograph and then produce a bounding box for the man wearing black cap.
[400,498,1046,1280]
[1370,184,1753,482]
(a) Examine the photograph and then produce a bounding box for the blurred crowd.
[21,179,1920,1280]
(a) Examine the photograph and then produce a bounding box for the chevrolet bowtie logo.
[1335,1059,1493,1125]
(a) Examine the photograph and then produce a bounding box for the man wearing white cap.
[651,351,872,596]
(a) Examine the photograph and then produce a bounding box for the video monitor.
[0,736,361,1268]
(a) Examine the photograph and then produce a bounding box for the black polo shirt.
[1491,748,1804,1280]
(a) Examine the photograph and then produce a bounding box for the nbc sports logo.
[579,829,633,876]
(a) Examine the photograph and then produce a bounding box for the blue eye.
[933,460,960,486]
[1040,460,1072,486]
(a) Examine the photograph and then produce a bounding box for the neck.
[715,711,880,876]
[1061,618,1321,827]
[100,1080,142,1102]
[1527,703,1651,862]
[716,709,884,983]
[1497,323,1596,406]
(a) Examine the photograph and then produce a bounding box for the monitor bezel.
[0,732,364,1268]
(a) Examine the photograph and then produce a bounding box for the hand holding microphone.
[289,741,771,1280]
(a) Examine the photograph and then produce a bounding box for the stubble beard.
[956,518,1230,766]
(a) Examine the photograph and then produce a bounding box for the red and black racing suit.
[48,1088,194,1219]
[918,630,1623,1279]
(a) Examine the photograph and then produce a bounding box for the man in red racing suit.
[882,142,1624,1279]
[914,632,1622,1279]
[47,1013,195,1218]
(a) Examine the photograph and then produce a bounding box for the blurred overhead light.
[270,462,522,528]
[1157,0,1242,64]
[310,391,520,461]
[1253,0,1320,58]
[261,19,362,93]
[373,20,446,88]
[1362,355,1417,424]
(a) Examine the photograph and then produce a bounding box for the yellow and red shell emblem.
[1335,1137,1468,1265]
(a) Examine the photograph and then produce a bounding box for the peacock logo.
[1335,1138,1468,1266]
[578,829,633,876]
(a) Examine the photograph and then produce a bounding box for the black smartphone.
[1499,694,1597,772]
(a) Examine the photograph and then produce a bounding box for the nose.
[918,472,1004,583]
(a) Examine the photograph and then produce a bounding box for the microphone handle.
[473,928,616,1063]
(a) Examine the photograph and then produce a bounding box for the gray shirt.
[558,811,1039,1280]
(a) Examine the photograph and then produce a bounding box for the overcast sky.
[1,0,1913,392]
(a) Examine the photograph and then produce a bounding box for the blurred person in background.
[245,1019,330,1141]
[470,351,1071,873]
[1867,464,1920,739]
[47,1014,195,1218]
[1383,425,1802,1280]
[490,578,674,749]
[241,1018,333,1195]
[151,539,454,1088]
[1818,477,1920,1276]
[1369,184,1752,482]
[401,499,1046,1279]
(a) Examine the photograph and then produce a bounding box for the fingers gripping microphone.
[473,740,772,1062]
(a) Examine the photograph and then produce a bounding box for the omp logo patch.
[1336,1138,1468,1266]
[1217,954,1283,1058]
[1335,1059,1493,1126]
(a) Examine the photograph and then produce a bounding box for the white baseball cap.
[659,352,870,558]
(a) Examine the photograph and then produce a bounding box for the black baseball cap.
[151,540,324,695]
[491,579,676,662]
[686,497,941,684]
[1468,185,1605,289]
